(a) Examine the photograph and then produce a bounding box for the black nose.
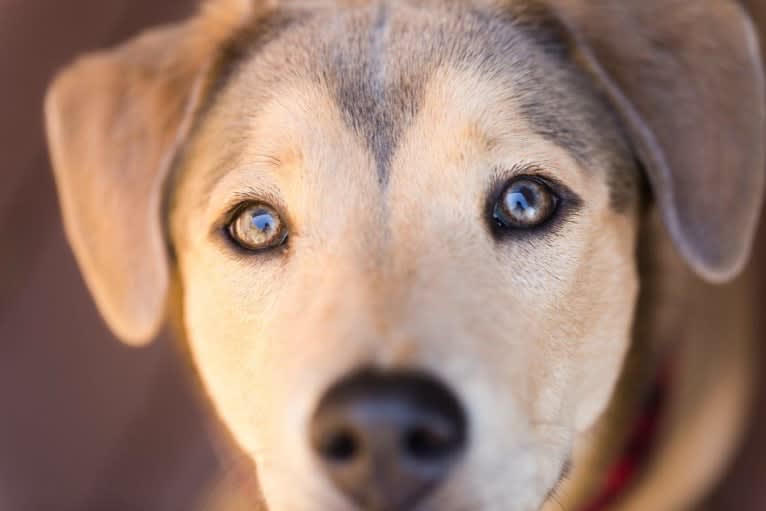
[310,369,467,510]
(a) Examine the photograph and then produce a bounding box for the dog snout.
[310,369,467,510]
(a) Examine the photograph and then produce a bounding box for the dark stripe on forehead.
[330,4,427,184]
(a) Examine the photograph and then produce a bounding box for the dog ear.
[549,0,765,283]
[45,1,270,345]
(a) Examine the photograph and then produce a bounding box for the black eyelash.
[484,165,583,241]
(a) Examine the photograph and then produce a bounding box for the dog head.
[45,1,764,510]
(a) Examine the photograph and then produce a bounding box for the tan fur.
[167,65,640,509]
[549,211,761,511]
[44,1,764,510]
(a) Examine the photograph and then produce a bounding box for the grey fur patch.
[329,3,424,182]
[196,0,640,207]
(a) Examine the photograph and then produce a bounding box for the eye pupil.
[252,211,275,233]
[507,188,534,213]
[493,177,558,230]
[227,203,287,251]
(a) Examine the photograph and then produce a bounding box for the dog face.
[170,7,641,507]
[45,1,765,510]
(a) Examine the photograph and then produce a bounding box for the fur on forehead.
[198,0,278,44]
[186,0,637,204]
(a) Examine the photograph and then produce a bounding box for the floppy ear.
[45,0,268,345]
[549,0,765,283]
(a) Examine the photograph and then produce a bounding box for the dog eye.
[492,177,559,229]
[227,203,288,251]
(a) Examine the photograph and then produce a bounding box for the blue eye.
[228,203,288,251]
[493,177,558,229]
[251,210,276,233]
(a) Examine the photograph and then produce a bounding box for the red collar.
[577,361,672,511]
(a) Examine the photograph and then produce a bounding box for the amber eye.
[227,203,288,251]
[493,177,559,229]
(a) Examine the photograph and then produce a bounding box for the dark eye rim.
[485,170,583,240]
[222,201,290,254]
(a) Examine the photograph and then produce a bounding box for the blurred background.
[1,1,765,510]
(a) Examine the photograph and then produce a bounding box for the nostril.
[320,428,359,463]
[404,423,456,461]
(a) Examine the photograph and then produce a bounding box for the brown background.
[1,1,764,510]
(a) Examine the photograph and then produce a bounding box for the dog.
[44,0,765,510]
